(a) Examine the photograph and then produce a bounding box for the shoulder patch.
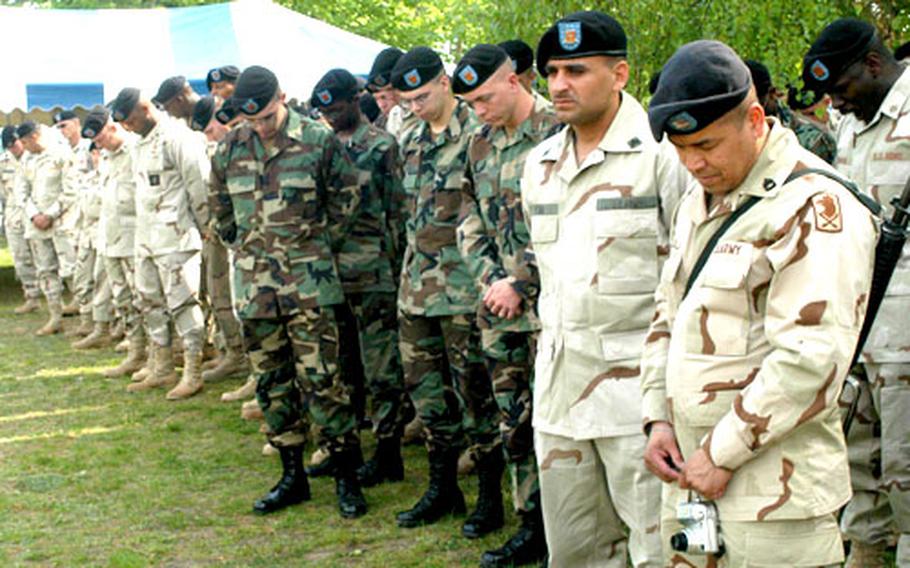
[811,192,842,233]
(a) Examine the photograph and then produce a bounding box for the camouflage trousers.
[73,241,97,316]
[841,363,910,562]
[4,216,40,300]
[202,238,244,352]
[50,230,77,281]
[482,328,539,514]
[398,311,499,457]
[134,251,205,351]
[337,292,411,440]
[536,431,662,567]
[98,255,144,340]
[243,306,358,452]
[28,236,64,303]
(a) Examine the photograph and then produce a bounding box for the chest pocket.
[685,242,753,356]
[594,196,659,294]
[529,203,558,244]
[270,171,319,225]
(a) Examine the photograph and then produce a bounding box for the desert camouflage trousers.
[134,251,204,351]
[337,292,411,440]
[4,217,40,300]
[202,238,243,352]
[536,431,662,568]
[398,311,499,457]
[841,362,910,566]
[482,328,539,514]
[95,256,144,340]
[73,241,98,316]
[244,306,358,452]
[28,236,66,303]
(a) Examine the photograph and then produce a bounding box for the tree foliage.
[18,0,910,99]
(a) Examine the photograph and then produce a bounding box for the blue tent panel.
[26,83,104,109]
[169,3,241,77]
[188,79,209,96]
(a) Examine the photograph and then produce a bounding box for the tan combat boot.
[127,344,178,392]
[241,398,264,420]
[845,541,889,568]
[35,302,64,336]
[61,301,80,317]
[201,348,249,383]
[108,320,125,341]
[114,337,130,352]
[130,345,155,383]
[65,313,92,338]
[13,297,41,314]
[221,375,257,402]
[166,350,204,400]
[72,322,111,350]
[103,338,147,378]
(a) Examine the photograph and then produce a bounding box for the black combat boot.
[306,445,364,478]
[252,446,311,515]
[480,494,548,567]
[334,447,368,519]
[396,448,466,528]
[357,436,405,487]
[461,450,505,538]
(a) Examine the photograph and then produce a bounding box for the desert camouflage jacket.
[641,122,877,521]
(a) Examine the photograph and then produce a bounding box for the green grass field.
[0,246,517,567]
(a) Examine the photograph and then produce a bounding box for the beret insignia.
[809,60,830,81]
[317,89,333,105]
[458,65,479,87]
[669,111,698,132]
[558,21,582,51]
[404,69,422,88]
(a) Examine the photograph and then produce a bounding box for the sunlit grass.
[0,257,516,566]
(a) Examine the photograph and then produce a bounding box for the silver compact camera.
[670,498,724,556]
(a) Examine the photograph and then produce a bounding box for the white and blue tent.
[0,0,388,112]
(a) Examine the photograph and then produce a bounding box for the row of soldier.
[1,10,908,567]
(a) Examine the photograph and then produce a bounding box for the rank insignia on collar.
[458,65,479,87]
[558,21,582,51]
[404,69,422,88]
[669,111,698,132]
[809,60,830,81]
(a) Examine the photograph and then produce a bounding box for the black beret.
[787,85,822,111]
[215,97,239,125]
[744,59,772,101]
[368,47,404,90]
[16,121,37,139]
[2,125,18,149]
[803,18,876,93]
[191,96,216,131]
[359,91,381,123]
[452,44,510,95]
[152,76,186,107]
[81,106,110,139]
[111,87,141,122]
[232,65,279,115]
[390,47,444,92]
[498,39,534,75]
[648,69,662,96]
[896,41,910,62]
[537,11,627,77]
[311,68,359,108]
[206,65,240,90]
[648,40,752,140]
[52,110,78,124]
